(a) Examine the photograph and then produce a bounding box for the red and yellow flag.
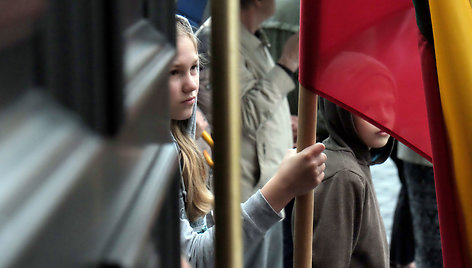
[427,0,472,265]
[299,0,472,266]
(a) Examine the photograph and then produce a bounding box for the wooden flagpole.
[293,84,318,268]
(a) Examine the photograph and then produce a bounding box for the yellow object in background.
[203,150,214,168]
[202,130,214,148]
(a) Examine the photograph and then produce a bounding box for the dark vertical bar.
[153,171,181,268]
[71,1,94,130]
[45,0,123,137]
[32,17,46,88]
[90,0,124,136]
[147,0,175,44]
[45,0,74,108]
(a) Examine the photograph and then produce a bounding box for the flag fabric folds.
[426,0,472,266]
[299,0,431,160]
[416,26,468,268]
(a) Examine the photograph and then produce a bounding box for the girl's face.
[353,114,390,149]
[169,35,199,121]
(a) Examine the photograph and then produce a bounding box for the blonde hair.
[172,120,214,222]
[173,16,213,222]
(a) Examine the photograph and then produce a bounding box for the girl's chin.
[173,111,193,121]
[371,138,390,148]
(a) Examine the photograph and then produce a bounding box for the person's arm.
[179,190,285,268]
[244,139,326,245]
[312,171,366,267]
[239,33,299,130]
[181,143,327,267]
[180,190,285,267]
[277,33,299,73]
[239,59,294,130]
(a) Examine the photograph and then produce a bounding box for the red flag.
[299,0,431,160]
[417,33,469,268]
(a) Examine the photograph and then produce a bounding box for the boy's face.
[353,114,390,149]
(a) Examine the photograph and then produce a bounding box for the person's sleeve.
[180,196,215,268]
[239,58,295,130]
[312,171,366,267]
[180,190,283,268]
[241,190,285,243]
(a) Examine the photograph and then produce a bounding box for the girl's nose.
[182,72,198,93]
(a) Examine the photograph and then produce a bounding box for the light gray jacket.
[179,190,283,268]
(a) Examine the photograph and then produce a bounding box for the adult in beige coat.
[239,1,299,267]
[238,0,298,202]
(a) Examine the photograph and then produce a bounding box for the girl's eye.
[190,65,199,75]
[170,69,178,75]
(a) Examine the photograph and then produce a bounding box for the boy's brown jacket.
[312,99,394,268]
